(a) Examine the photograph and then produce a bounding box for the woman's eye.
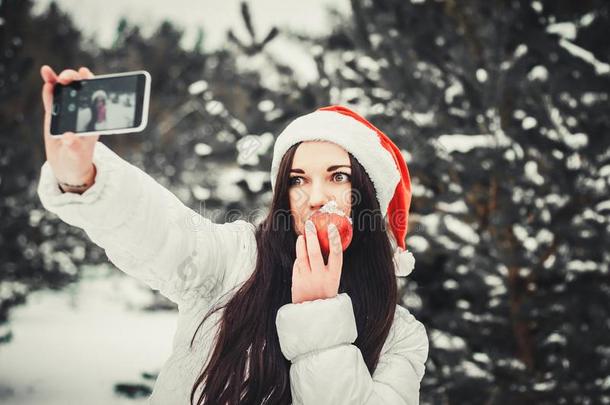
[289,176,302,186]
[289,173,350,186]
[333,172,351,183]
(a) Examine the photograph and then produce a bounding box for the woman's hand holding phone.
[41,65,99,194]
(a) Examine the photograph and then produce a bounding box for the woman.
[38,65,429,405]
[86,89,108,132]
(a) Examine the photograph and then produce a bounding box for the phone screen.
[51,73,148,135]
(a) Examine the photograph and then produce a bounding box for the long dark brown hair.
[189,141,398,404]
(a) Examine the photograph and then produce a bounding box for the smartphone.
[50,70,151,136]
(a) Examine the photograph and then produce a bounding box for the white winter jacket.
[37,141,429,404]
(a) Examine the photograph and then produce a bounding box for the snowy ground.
[0,265,177,405]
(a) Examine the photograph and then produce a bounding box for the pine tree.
[0,0,97,344]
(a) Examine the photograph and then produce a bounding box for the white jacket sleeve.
[275,293,429,405]
[37,141,255,307]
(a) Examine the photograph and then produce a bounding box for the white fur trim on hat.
[387,228,415,276]
[270,110,401,217]
[393,247,415,277]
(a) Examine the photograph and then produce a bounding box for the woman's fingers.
[41,67,59,144]
[304,220,324,272]
[40,65,58,84]
[78,66,94,79]
[295,235,309,272]
[295,235,302,260]
[293,236,304,276]
[293,236,303,277]
[41,66,96,141]
[57,69,80,84]
[41,82,54,115]
[41,65,58,115]
[326,224,343,275]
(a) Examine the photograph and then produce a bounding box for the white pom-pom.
[393,247,415,277]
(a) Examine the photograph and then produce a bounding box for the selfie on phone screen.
[76,84,132,132]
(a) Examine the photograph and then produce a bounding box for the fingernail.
[306,220,315,232]
[328,224,337,234]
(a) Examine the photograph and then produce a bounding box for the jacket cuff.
[275,293,357,362]
[36,141,136,231]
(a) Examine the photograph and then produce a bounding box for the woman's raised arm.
[37,65,255,308]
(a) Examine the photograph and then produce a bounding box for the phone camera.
[70,89,77,97]
[68,103,76,112]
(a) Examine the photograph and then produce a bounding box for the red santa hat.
[270,105,416,277]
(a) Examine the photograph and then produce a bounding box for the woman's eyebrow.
[290,165,351,173]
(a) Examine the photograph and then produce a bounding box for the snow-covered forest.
[0,0,609,404]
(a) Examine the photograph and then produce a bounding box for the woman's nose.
[308,182,332,210]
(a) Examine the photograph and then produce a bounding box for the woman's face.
[288,141,353,236]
